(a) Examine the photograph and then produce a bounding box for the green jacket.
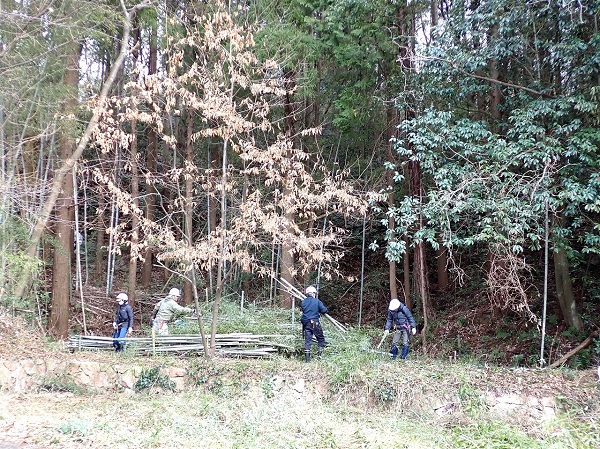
[152,297,193,322]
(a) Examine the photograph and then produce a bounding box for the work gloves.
[384,327,416,335]
[112,322,117,330]
[127,327,133,335]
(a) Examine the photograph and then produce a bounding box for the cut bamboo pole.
[275,277,347,334]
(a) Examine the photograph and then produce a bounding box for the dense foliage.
[0,0,598,367]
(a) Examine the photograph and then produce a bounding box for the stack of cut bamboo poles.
[68,333,295,358]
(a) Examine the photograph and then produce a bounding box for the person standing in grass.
[112,292,134,352]
[151,287,195,336]
[383,298,417,360]
[300,285,328,363]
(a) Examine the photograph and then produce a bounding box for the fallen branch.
[548,331,599,369]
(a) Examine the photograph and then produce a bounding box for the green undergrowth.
[144,298,299,349]
[36,374,91,395]
[135,366,176,392]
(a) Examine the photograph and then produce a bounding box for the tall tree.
[140,19,158,289]
[127,24,142,306]
[48,37,79,339]
[390,0,599,336]
[1,0,147,334]
[93,0,367,354]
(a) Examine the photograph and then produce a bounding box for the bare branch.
[420,55,550,97]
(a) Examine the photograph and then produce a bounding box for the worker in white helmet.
[300,285,328,362]
[151,287,195,336]
[112,292,134,352]
[383,298,417,360]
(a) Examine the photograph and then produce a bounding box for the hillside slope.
[0,312,599,449]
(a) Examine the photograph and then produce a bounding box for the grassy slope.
[0,301,599,449]
[1,355,598,449]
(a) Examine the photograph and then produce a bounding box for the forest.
[1,0,599,368]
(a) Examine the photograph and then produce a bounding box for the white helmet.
[388,298,401,310]
[169,287,181,297]
[116,292,128,302]
[305,286,317,295]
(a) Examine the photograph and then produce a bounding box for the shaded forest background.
[1,0,599,367]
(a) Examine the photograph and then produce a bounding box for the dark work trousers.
[303,319,325,353]
[112,326,127,351]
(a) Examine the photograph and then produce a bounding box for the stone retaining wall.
[0,358,187,393]
[0,357,558,424]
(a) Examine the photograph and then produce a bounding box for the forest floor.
[1,308,600,449]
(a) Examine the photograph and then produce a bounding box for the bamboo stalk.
[275,277,347,334]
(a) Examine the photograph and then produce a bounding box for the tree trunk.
[489,23,501,121]
[402,161,412,308]
[210,250,224,357]
[313,57,322,128]
[183,111,195,304]
[279,70,299,308]
[431,0,438,29]
[48,39,79,339]
[414,233,430,345]
[386,106,399,301]
[127,141,139,305]
[141,22,158,288]
[280,236,295,308]
[209,127,232,355]
[430,1,448,296]
[553,240,583,331]
[208,142,219,292]
[403,236,411,309]
[94,195,107,282]
[436,244,448,290]
[127,24,140,307]
[409,159,431,336]
[400,1,431,327]
[470,1,485,117]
